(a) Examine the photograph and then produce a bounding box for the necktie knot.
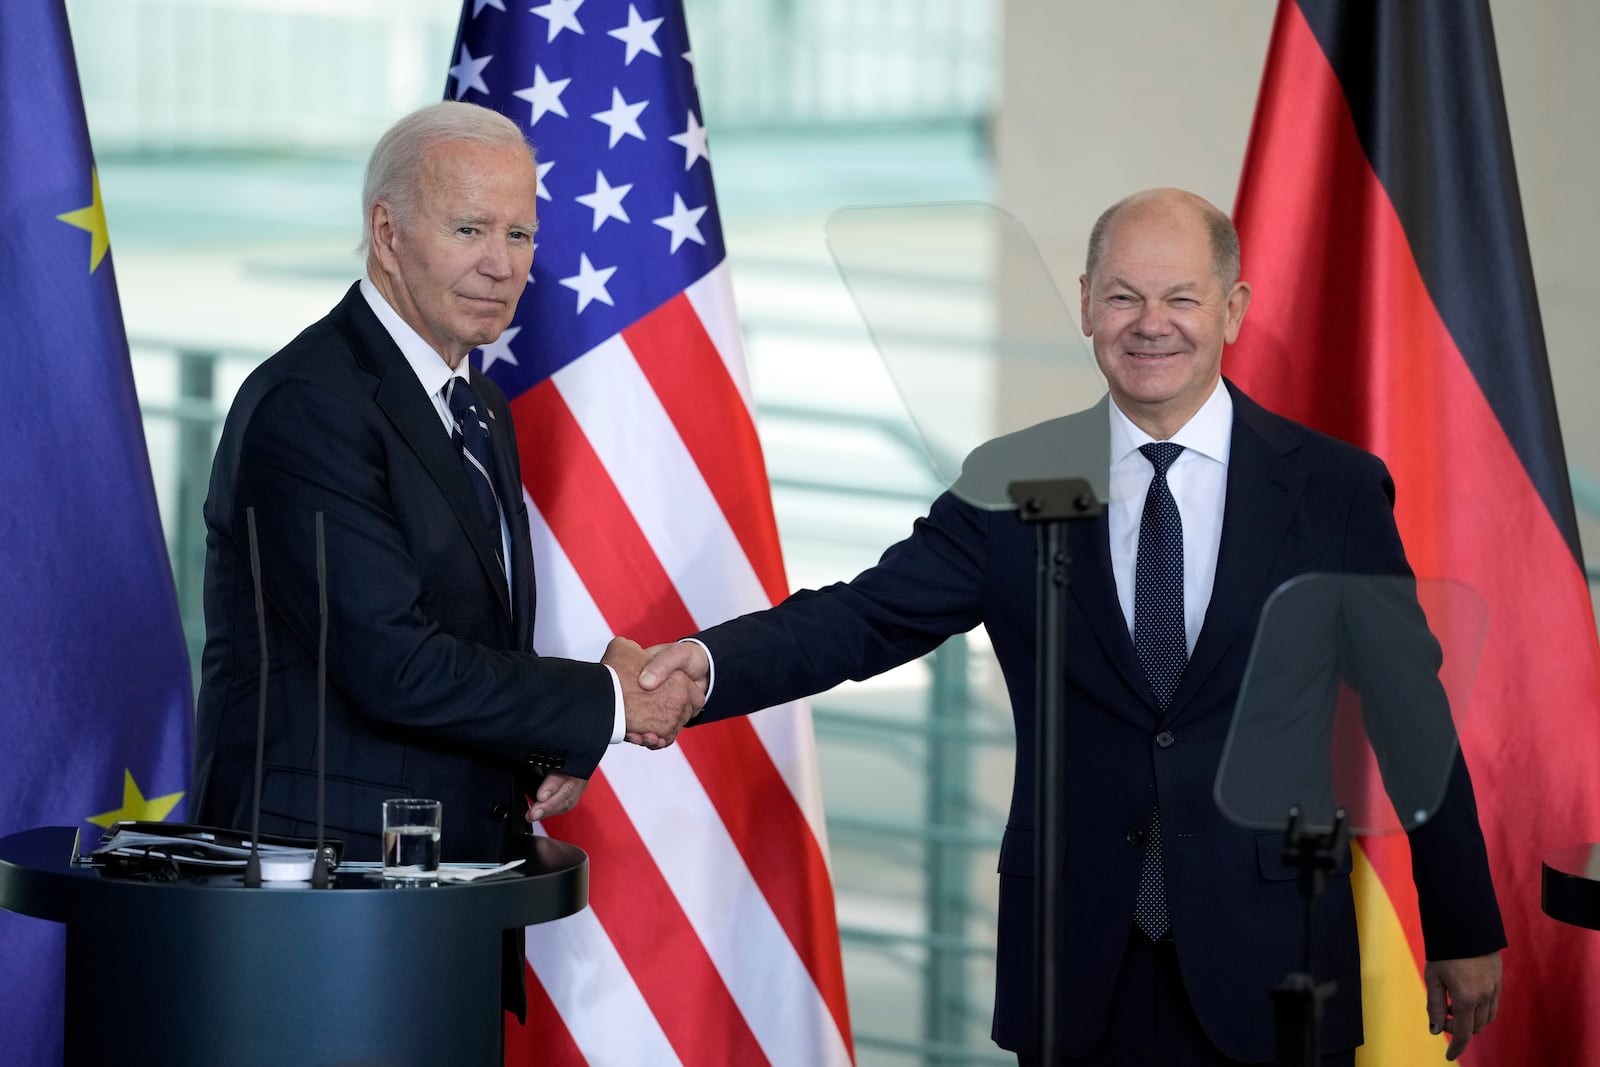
[446,377,486,435]
[1139,441,1184,477]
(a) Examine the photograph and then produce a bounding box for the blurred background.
[70,0,1599,1062]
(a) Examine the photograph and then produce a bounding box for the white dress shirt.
[1107,379,1233,655]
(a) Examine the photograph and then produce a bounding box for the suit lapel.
[1166,386,1306,722]
[334,287,514,621]
[1067,514,1153,722]
[473,374,523,547]
[473,371,537,646]
[996,398,1150,723]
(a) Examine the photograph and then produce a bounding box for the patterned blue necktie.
[445,377,504,561]
[1135,442,1187,707]
[1133,441,1186,939]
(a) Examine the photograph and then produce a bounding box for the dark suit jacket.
[194,282,614,865]
[692,382,1505,1061]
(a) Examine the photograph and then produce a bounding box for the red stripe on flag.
[623,292,791,607]
[512,379,696,642]
[1231,3,1600,1061]
[551,773,770,1064]
[676,724,855,1044]
[515,379,854,1050]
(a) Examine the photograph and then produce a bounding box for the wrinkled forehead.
[417,142,539,216]
[420,139,531,184]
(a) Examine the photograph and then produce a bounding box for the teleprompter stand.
[1215,574,1487,1067]
[1009,477,1104,1065]
[1271,807,1350,1067]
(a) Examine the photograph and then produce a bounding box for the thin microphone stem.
[312,512,331,888]
[245,507,266,888]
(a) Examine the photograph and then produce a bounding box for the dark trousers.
[1018,929,1356,1067]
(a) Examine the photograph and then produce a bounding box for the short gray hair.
[1084,189,1241,288]
[357,102,536,259]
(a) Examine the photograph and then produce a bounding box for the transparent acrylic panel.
[1215,575,1487,835]
[825,202,1107,510]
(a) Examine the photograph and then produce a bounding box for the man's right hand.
[639,640,709,693]
[603,637,701,749]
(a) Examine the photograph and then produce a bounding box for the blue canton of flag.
[450,0,725,395]
[0,3,194,1062]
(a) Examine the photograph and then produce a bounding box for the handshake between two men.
[604,636,713,749]
[527,637,709,823]
[528,638,714,823]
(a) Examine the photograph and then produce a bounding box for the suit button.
[490,802,510,822]
[1125,827,1146,846]
[524,751,564,771]
[1155,731,1175,748]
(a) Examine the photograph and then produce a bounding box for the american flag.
[445,2,854,1064]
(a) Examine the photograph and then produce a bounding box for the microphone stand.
[244,507,267,888]
[244,508,335,888]
[1009,477,1103,1065]
[311,512,332,888]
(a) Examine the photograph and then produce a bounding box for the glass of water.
[382,798,442,881]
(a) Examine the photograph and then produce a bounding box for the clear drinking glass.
[382,798,442,880]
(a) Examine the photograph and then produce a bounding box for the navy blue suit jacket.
[693,382,1504,1061]
[194,283,614,864]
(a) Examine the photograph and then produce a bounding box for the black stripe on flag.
[1296,0,1582,563]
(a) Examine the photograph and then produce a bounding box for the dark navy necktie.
[445,377,504,562]
[1133,441,1186,939]
[1135,442,1187,707]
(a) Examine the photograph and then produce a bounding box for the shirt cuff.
[604,663,624,744]
[682,637,714,707]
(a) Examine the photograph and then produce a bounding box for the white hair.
[357,101,536,259]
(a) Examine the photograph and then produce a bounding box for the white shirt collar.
[1108,377,1233,467]
[359,277,469,399]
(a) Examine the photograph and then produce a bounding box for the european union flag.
[0,3,193,1059]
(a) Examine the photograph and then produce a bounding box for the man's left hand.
[526,772,588,823]
[1424,950,1501,1061]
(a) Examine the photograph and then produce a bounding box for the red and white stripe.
[508,262,855,1065]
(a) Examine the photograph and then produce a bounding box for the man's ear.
[1223,280,1253,343]
[1079,274,1093,337]
[369,201,400,274]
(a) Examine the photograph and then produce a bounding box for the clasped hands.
[526,639,705,826]
[603,636,710,749]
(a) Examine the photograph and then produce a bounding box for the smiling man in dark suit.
[193,102,697,874]
[638,188,1505,1064]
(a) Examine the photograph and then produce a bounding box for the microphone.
[242,507,324,886]
[311,512,332,888]
[244,506,267,888]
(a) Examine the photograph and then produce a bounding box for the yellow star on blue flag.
[87,769,185,828]
[55,166,110,273]
[2,5,194,1062]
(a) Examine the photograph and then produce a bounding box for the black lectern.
[0,826,587,1066]
[1543,843,1600,931]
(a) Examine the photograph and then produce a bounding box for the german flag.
[1227,1,1600,1062]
